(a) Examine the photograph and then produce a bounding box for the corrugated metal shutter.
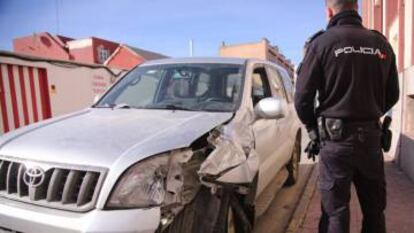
[0,63,51,134]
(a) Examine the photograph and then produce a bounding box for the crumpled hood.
[0,108,232,168]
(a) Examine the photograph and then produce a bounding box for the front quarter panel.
[96,112,232,209]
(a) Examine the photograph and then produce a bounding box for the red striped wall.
[0,63,51,134]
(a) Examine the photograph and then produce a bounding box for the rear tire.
[285,134,301,186]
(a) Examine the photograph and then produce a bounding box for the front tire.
[163,186,252,233]
[285,134,301,186]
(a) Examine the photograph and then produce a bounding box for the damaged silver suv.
[0,58,301,233]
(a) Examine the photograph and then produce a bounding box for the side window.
[266,66,289,101]
[251,67,272,106]
[278,68,294,102]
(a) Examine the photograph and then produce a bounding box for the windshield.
[96,63,245,112]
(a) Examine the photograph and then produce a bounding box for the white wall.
[399,66,414,182]
[0,55,126,118]
[404,0,413,69]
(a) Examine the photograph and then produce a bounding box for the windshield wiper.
[93,103,131,109]
[147,104,194,111]
[112,103,132,109]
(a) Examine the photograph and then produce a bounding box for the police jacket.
[294,10,400,130]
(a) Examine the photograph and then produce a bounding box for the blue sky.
[0,0,330,65]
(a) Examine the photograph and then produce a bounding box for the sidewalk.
[291,156,414,233]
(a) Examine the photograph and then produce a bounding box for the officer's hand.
[305,128,320,162]
[305,140,320,161]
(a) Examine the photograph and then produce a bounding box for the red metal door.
[0,63,51,134]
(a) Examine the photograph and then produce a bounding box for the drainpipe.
[397,0,405,166]
[398,71,405,166]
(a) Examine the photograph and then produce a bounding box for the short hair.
[326,0,357,11]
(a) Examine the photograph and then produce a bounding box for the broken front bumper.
[0,198,160,233]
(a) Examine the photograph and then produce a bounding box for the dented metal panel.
[198,104,258,184]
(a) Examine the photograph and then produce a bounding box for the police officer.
[294,0,400,233]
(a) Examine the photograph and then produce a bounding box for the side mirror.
[93,95,101,104]
[254,97,286,120]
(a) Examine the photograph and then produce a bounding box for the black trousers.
[318,123,386,233]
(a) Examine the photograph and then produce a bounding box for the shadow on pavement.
[253,163,315,233]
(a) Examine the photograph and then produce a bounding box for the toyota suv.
[0,58,301,233]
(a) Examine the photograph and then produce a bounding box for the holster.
[381,129,392,152]
[317,117,345,142]
[317,117,328,141]
[381,116,393,152]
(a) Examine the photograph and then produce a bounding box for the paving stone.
[297,156,414,233]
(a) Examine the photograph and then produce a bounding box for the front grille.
[0,157,106,212]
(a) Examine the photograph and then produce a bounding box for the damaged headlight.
[107,154,170,209]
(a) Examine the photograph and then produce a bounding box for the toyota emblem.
[23,166,45,188]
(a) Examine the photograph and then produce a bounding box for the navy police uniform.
[295,10,400,233]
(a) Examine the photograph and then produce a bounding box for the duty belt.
[317,117,380,142]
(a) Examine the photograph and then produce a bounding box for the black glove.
[305,129,320,162]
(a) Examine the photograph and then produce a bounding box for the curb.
[285,163,319,233]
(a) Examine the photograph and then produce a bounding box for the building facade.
[13,32,166,69]
[219,38,295,77]
[0,51,126,135]
[66,37,119,64]
[362,0,414,181]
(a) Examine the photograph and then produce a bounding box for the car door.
[250,65,284,195]
[276,66,297,144]
[265,65,296,170]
